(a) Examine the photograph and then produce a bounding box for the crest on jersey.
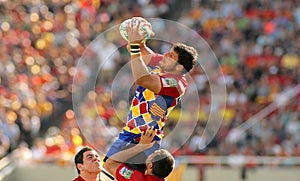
[119,167,133,179]
[162,78,177,87]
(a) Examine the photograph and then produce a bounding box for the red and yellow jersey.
[123,53,187,140]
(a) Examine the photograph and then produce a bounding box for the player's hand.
[126,18,145,43]
[140,127,156,148]
[136,17,155,37]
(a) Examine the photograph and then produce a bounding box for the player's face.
[160,48,179,71]
[80,150,101,173]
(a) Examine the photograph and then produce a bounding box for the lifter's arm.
[104,128,156,178]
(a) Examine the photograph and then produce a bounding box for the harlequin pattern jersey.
[123,53,188,141]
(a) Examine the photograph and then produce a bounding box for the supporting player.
[102,127,175,181]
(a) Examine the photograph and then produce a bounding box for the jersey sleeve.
[158,74,185,97]
[116,164,145,181]
[148,53,163,67]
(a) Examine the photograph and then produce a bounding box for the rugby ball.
[119,17,152,41]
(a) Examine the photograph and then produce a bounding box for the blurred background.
[0,0,300,180]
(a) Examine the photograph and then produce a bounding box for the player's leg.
[104,130,139,162]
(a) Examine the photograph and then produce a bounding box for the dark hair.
[151,149,174,179]
[74,146,93,174]
[173,43,198,73]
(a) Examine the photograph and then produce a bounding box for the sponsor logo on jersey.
[162,78,178,87]
[119,167,133,179]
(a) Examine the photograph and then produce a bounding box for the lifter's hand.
[139,127,156,148]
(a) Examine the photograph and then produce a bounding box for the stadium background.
[0,0,300,180]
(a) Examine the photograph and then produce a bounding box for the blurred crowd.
[1,0,300,168]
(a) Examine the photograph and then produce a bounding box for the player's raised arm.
[124,17,154,65]
[127,41,154,65]
[127,18,162,93]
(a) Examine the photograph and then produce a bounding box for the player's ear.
[147,162,153,169]
[176,64,184,72]
[77,163,83,171]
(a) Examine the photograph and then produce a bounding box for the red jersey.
[73,176,85,181]
[123,53,188,140]
[116,163,165,181]
[73,175,101,181]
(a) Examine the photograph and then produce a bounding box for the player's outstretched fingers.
[140,127,156,147]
